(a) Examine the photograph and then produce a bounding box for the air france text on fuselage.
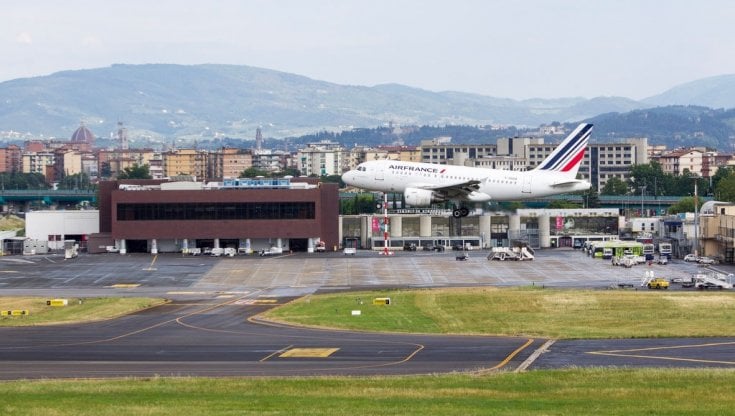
[389,164,441,174]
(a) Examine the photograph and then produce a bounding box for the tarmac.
[0,248,733,379]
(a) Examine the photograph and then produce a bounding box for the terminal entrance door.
[289,238,308,252]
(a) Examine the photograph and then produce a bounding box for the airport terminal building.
[89,178,339,254]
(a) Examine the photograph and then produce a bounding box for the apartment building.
[297,141,346,176]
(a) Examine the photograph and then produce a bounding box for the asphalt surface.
[0,249,734,379]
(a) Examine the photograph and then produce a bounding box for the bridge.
[0,189,96,209]
[528,194,711,215]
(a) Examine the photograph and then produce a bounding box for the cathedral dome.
[71,123,95,144]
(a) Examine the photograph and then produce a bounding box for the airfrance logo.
[389,164,443,174]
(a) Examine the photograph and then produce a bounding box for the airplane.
[341,123,593,218]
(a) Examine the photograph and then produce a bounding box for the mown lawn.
[263,287,735,338]
[1,369,733,415]
[0,297,166,326]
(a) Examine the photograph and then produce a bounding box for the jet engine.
[404,187,444,207]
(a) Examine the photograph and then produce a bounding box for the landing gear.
[452,207,470,218]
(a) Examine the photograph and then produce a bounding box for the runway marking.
[260,345,294,362]
[144,255,158,271]
[108,284,141,288]
[478,338,535,373]
[167,291,211,295]
[235,299,278,305]
[516,339,555,372]
[279,348,339,358]
[588,340,735,365]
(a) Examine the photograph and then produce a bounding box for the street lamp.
[693,177,699,257]
[639,185,647,217]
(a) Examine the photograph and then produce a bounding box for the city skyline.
[3,0,735,100]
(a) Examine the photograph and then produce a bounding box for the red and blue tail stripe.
[535,123,592,172]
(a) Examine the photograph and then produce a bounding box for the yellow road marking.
[588,340,735,365]
[480,338,535,373]
[280,348,340,358]
[144,254,158,271]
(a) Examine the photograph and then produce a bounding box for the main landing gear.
[452,207,470,218]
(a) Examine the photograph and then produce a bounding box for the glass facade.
[402,217,420,237]
[117,202,315,221]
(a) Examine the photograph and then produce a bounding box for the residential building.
[0,145,22,173]
[297,141,346,176]
[162,149,208,180]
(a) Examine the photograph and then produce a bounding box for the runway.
[1,250,734,379]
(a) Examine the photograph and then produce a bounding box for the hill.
[643,74,735,109]
[0,64,643,141]
[585,106,735,149]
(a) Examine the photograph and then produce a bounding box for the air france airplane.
[341,123,592,218]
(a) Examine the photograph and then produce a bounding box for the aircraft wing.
[412,179,482,200]
[550,179,586,188]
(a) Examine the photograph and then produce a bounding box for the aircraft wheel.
[460,207,470,217]
[452,209,463,218]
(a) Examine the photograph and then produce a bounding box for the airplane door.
[374,167,384,181]
[522,175,531,193]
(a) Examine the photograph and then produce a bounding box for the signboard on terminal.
[392,209,452,216]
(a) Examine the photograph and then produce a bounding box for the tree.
[340,193,378,215]
[117,164,152,179]
[715,173,735,202]
[668,196,700,214]
[580,187,600,208]
[601,177,629,195]
[239,167,269,178]
[57,172,92,190]
[320,174,345,187]
[0,172,48,189]
[546,199,581,209]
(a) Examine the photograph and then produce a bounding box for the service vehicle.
[647,278,670,289]
[697,256,716,265]
[683,254,699,262]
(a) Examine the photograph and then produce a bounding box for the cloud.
[15,32,32,44]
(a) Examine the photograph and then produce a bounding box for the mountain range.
[1,64,735,149]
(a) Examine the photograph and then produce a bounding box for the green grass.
[0,297,166,326]
[263,287,735,338]
[1,369,734,415]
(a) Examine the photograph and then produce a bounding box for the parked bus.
[658,242,672,259]
[643,243,655,261]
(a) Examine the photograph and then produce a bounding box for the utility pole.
[694,178,699,257]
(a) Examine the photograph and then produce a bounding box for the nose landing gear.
[452,207,470,218]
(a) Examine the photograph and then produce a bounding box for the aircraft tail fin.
[534,123,592,177]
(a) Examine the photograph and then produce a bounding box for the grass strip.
[263,287,735,338]
[0,297,166,326]
[0,369,733,415]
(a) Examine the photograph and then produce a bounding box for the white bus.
[658,242,672,259]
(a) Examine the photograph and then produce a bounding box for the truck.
[315,241,326,252]
[258,247,283,257]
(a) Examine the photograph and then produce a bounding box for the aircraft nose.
[341,170,355,185]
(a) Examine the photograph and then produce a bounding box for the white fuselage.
[342,160,590,203]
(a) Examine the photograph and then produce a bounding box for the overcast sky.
[3,0,734,100]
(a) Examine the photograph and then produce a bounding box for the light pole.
[693,177,699,257]
[640,185,647,217]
